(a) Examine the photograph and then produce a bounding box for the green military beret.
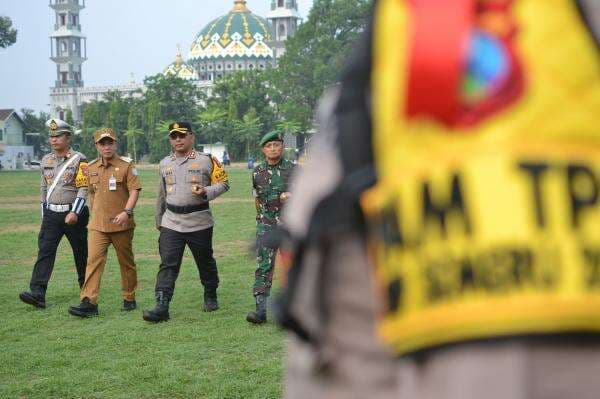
[259,131,284,147]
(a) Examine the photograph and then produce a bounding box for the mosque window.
[249,64,254,69]
[278,0,284,7]
[61,41,67,54]
[217,65,222,70]
[208,65,213,70]
[60,14,66,26]
[61,72,68,84]
[279,24,286,38]
[227,64,232,69]
[238,64,243,69]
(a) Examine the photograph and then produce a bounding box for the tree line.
[18,0,372,162]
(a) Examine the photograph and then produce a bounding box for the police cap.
[259,131,284,147]
[168,122,193,135]
[46,118,73,137]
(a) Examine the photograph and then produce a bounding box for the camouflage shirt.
[252,158,295,225]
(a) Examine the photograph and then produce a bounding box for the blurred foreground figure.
[280,0,600,398]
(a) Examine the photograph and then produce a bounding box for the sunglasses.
[169,132,189,140]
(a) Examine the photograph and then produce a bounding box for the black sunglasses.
[169,132,189,140]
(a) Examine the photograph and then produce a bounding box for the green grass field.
[0,167,285,399]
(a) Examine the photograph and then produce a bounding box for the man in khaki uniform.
[68,128,142,317]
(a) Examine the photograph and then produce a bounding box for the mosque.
[49,0,301,122]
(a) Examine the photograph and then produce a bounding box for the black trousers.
[155,226,219,300]
[30,207,89,291]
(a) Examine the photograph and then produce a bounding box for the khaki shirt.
[156,151,229,233]
[88,155,142,233]
[41,150,88,206]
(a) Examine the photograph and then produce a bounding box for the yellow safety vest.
[362,0,600,355]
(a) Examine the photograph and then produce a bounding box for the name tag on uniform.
[109,175,117,191]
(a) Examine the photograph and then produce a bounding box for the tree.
[207,70,276,160]
[20,109,50,157]
[141,74,205,161]
[195,106,228,143]
[271,0,372,130]
[0,16,17,49]
[276,119,301,137]
[233,108,262,158]
[124,107,144,163]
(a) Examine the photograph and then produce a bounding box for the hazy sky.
[0,0,314,114]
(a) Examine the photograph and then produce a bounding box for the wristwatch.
[124,208,134,216]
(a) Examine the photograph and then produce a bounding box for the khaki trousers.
[80,229,137,304]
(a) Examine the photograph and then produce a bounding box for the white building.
[0,109,35,170]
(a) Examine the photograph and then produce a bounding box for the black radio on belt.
[166,203,209,214]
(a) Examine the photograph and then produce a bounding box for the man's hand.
[112,211,130,227]
[280,192,292,203]
[191,185,206,196]
[65,212,78,225]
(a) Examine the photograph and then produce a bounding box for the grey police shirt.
[41,150,88,207]
[155,151,229,233]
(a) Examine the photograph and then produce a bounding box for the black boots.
[122,299,137,311]
[19,286,46,309]
[203,290,219,312]
[246,294,267,324]
[68,297,99,318]
[143,292,170,322]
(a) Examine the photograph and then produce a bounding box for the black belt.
[167,203,209,214]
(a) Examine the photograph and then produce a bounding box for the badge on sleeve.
[75,162,89,188]
[210,156,228,184]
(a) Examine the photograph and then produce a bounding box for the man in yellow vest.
[281,1,600,398]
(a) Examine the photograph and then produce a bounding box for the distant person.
[68,128,142,317]
[0,160,3,170]
[143,122,229,323]
[246,131,295,324]
[19,119,89,309]
[223,150,231,166]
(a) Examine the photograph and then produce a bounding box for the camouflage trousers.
[253,222,277,296]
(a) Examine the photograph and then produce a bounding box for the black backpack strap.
[275,11,377,345]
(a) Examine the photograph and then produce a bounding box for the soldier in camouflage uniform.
[247,131,295,324]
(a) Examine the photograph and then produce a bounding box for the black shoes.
[68,298,99,318]
[143,292,170,323]
[19,290,46,309]
[246,294,267,324]
[122,300,137,311]
[203,291,219,312]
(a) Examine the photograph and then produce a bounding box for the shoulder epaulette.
[88,158,100,165]
[120,156,132,163]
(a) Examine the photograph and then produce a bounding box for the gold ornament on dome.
[231,0,250,13]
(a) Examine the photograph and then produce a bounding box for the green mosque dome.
[188,0,274,62]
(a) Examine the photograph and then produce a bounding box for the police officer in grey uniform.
[143,121,229,322]
[19,119,89,308]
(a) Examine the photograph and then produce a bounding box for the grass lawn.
[0,166,285,399]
